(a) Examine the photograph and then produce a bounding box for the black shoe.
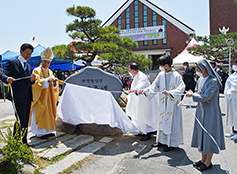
[197,163,212,171]
[193,160,203,168]
[149,131,157,135]
[37,133,55,139]
[140,134,151,141]
[135,133,143,136]
[37,135,49,139]
[151,142,165,147]
[163,146,175,152]
[46,133,55,137]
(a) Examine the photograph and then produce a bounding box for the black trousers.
[13,100,31,145]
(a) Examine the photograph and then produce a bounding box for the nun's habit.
[191,59,225,154]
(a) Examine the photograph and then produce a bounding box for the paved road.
[72,94,236,174]
[0,99,14,120]
[0,94,236,174]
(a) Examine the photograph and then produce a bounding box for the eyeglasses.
[42,61,51,64]
[22,51,32,56]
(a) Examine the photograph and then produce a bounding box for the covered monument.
[57,67,139,135]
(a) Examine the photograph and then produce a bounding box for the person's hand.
[186,92,192,97]
[125,97,128,103]
[129,89,136,93]
[48,77,53,82]
[137,90,144,94]
[7,77,15,84]
[52,78,58,82]
[197,91,202,94]
[181,70,185,75]
[30,73,36,82]
[162,90,170,95]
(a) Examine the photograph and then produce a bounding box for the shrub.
[0,120,34,173]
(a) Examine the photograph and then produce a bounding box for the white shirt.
[18,55,27,69]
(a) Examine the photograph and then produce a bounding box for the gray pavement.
[0,94,236,174]
[0,99,14,120]
[72,94,236,174]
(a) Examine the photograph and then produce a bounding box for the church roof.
[103,0,195,35]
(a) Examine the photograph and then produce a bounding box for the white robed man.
[225,58,237,140]
[125,63,158,141]
[30,47,59,138]
[138,55,185,152]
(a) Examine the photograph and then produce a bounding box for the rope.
[176,94,228,174]
[9,76,32,134]
[13,76,31,81]
[62,82,128,94]
[9,76,38,169]
[60,82,228,173]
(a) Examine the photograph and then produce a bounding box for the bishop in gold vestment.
[30,47,59,137]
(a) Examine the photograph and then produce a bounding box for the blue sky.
[0,0,209,54]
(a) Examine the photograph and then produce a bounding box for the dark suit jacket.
[183,67,196,91]
[218,70,228,84]
[1,57,34,103]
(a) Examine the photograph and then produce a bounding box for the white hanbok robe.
[144,70,185,147]
[225,72,237,130]
[126,71,158,134]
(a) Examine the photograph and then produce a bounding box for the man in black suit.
[210,61,220,74]
[0,43,36,146]
[219,67,228,93]
[210,61,222,92]
[181,62,196,92]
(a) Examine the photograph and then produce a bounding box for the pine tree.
[52,6,151,71]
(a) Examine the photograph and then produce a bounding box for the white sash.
[158,72,176,135]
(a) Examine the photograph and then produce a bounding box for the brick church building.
[210,0,237,35]
[103,0,195,70]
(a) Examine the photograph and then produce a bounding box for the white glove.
[42,77,50,89]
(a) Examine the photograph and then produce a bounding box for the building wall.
[210,0,237,35]
[111,1,191,59]
[166,20,189,58]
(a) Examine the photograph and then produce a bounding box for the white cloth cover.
[57,83,139,135]
[225,72,237,129]
[126,71,158,134]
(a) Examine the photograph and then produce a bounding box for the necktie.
[23,62,27,75]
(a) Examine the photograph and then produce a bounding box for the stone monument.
[57,67,123,135]
[62,66,123,99]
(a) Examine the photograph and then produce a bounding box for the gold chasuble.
[30,65,59,131]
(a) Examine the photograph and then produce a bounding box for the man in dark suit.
[210,61,222,92]
[219,67,228,93]
[181,62,196,92]
[0,43,36,146]
[210,61,220,74]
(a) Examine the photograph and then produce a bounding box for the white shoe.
[225,132,236,137]
[231,134,237,140]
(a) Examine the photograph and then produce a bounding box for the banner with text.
[119,25,165,41]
